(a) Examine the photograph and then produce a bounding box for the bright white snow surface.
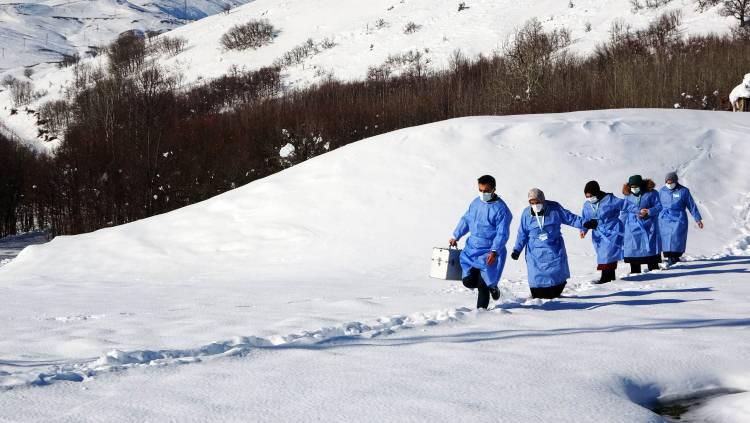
[1,109,750,421]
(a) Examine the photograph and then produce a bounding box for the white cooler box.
[430,247,463,280]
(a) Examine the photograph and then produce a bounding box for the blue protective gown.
[581,194,640,265]
[512,201,585,288]
[620,191,663,259]
[452,196,513,288]
[658,185,702,254]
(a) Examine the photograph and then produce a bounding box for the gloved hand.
[583,219,598,230]
[511,250,520,260]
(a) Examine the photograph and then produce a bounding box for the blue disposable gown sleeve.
[452,210,470,240]
[491,206,512,252]
[614,196,639,215]
[685,189,703,222]
[513,213,530,253]
[559,206,586,230]
[647,193,663,218]
[580,204,590,236]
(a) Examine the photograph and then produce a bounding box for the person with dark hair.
[449,175,513,309]
[510,188,585,299]
[658,172,704,268]
[621,175,663,274]
[580,180,642,284]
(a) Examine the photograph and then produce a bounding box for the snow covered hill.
[0,0,735,151]
[0,0,253,70]
[1,110,749,421]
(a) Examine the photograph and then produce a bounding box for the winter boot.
[629,262,642,274]
[594,270,611,284]
[605,269,616,282]
[489,286,500,301]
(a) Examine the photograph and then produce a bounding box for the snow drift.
[6,109,749,278]
[1,109,750,422]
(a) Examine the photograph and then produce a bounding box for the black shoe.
[489,286,500,301]
[594,269,615,284]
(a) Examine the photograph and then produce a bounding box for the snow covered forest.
[2,8,750,237]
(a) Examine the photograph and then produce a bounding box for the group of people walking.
[448,173,704,309]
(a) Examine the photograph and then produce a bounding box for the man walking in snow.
[449,175,513,309]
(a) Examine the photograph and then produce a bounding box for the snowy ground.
[1,109,749,421]
[0,0,734,151]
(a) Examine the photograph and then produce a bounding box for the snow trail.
[2,249,743,392]
[0,307,470,390]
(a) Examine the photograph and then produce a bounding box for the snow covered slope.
[0,0,253,70]
[1,110,749,421]
[161,0,732,87]
[0,0,734,151]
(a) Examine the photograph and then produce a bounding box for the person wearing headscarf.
[510,188,585,299]
[580,180,642,284]
[658,172,704,267]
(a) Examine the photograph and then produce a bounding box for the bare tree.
[503,19,571,100]
[697,0,750,27]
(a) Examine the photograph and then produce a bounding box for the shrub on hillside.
[108,32,146,76]
[367,49,432,80]
[150,36,188,56]
[1,74,16,87]
[220,20,277,50]
[630,0,672,11]
[404,22,422,34]
[10,80,33,106]
[58,53,81,68]
[273,38,337,68]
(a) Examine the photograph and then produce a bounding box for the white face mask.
[587,196,599,204]
[631,187,641,195]
[479,192,494,202]
[666,183,677,190]
[531,203,543,213]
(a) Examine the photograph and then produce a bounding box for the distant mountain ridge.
[0,0,253,70]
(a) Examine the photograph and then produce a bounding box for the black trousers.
[530,282,566,299]
[462,268,490,309]
[625,254,662,273]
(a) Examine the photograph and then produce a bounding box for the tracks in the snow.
[0,307,470,391]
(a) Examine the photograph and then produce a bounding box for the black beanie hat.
[628,175,643,187]
[584,180,600,195]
